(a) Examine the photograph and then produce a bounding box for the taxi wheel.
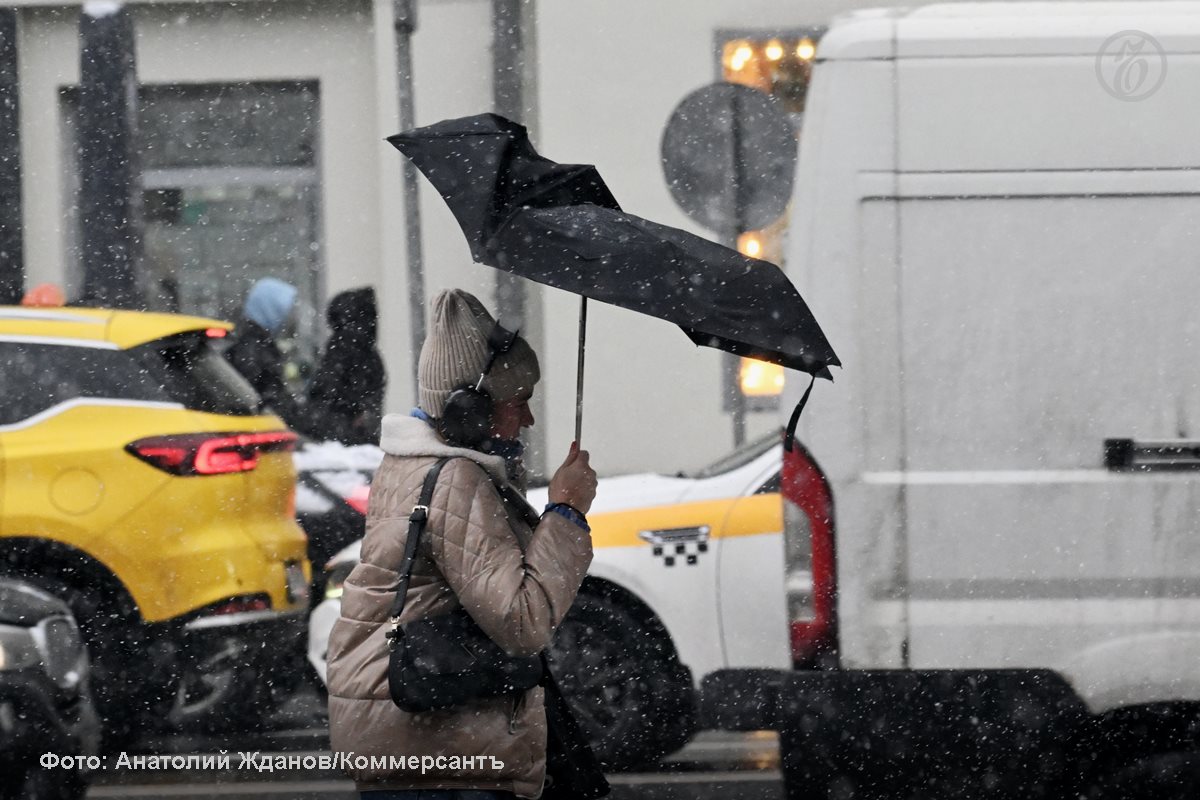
[548,590,697,770]
[167,637,281,733]
[168,641,248,729]
[1085,751,1200,800]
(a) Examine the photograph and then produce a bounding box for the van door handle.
[1104,438,1200,471]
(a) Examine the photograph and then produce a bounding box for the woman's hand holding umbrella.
[549,441,597,516]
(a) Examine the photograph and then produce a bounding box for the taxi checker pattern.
[638,526,711,567]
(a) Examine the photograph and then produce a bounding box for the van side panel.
[895,55,1200,172]
[895,188,1200,711]
[888,47,1200,712]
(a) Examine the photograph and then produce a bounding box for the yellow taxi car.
[0,306,310,743]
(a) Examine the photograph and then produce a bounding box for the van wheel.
[548,591,697,770]
[1086,751,1200,800]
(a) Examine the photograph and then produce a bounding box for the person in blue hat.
[225,277,306,429]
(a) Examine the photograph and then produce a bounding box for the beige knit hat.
[418,289,540,418]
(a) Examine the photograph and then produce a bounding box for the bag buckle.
[411,504,429,522]
[385,616,403,650]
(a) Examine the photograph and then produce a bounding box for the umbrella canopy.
[388,114,620,262]
[388,114,840,379]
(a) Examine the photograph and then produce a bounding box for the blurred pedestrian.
[326,288,599,800]
[304,287,386,445]
[225,277,306,429]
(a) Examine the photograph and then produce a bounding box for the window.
[138,82,317,171]
[140,82,323,383]
[131,333,259,417]
[691,427,781,480]
[720,33,820,114]
[0,342,170,425]
[60,81,323,380]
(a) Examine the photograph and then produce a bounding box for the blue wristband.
[544,502,590,533]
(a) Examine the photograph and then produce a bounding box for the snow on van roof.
[821,2,1200,61]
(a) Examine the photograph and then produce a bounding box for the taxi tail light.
[127,431,297,476]
[200,595,272,616]
[781,439,838,668]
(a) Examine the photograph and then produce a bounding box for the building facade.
[6,0,919,476]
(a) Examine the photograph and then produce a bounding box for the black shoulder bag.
[539,652,611,799]
[385,457,543,712]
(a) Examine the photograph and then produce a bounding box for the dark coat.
[224,319,305,429]
[305,288,387,445]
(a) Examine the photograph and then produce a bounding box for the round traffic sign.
[661,83,797,233]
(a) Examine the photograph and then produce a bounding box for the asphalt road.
[84,732,783,800]
[83,688,783,799]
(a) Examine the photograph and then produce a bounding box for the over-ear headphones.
[438,322,519,449]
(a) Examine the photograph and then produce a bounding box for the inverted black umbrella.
[388,113,839,446]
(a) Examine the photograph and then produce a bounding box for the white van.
[705,3,1200,797]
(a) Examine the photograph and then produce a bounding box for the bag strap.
[496,482,543,530]
[388,457,452,626]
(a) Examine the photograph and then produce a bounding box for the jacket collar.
[378,414,508,485]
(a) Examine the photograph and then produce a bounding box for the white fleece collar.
[378,414,508,484]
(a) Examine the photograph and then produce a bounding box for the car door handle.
[1104,438,1200,471]
[637,526,711,545]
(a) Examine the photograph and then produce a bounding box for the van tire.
[548,590,697,770]
[1085,751,1200,800]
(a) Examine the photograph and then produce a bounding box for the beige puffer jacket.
[326,415,593,798]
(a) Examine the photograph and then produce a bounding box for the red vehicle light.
[203,595,272,616]
[205,327,228,339]
[781,439,838,667]
[127,431,297,476]
[346,484,371,515]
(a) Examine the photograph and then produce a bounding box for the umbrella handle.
[783,373,817,453]
[575,296,587,444]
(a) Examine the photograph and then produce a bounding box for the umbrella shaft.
[575,296,587,444]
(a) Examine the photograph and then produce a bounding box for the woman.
[326,289,598,800]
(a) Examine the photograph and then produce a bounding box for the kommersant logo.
[1096,30,1167,101]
